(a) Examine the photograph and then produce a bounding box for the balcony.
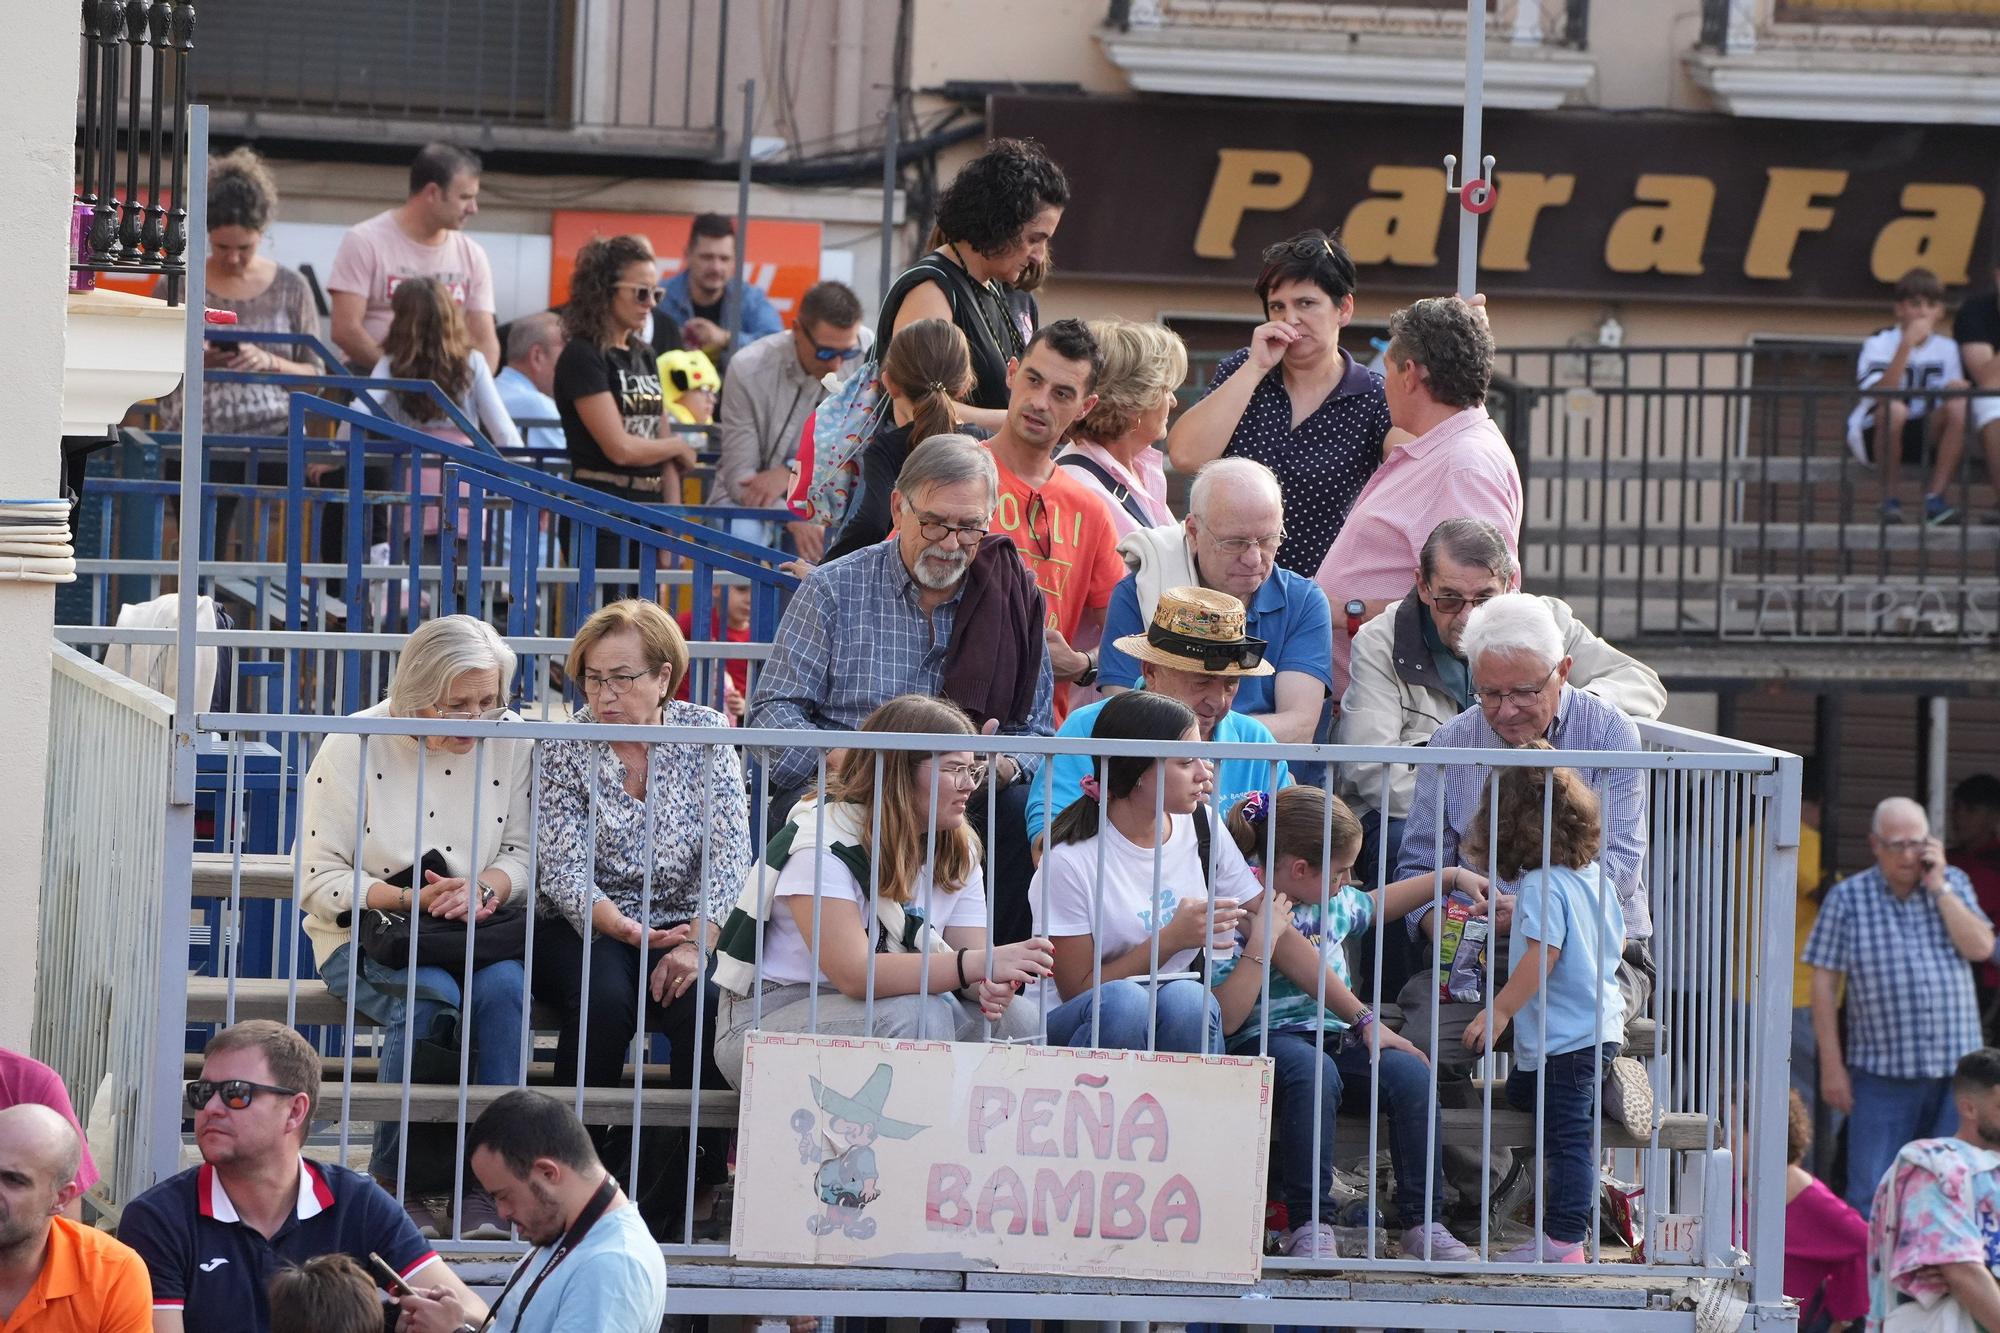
[1687,0,2000,122]
[189,0,731,159]
[1098,1,1595,109]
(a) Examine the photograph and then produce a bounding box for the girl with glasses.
[712,694,1054,1089]
[294,614,534,1240]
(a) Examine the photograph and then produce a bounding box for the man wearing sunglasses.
[119,1022,485,1333]
[714,281,872,555]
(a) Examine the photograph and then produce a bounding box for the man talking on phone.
[395,1091,666,1333]
[1805,796,1996,1218]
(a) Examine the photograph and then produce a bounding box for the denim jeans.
[1504,1043,1616,1244]
[1046,978,1220,1054]
[1229,1027,1444,1227]
[1845,1070,1957,1217]
[317,943,527,1180]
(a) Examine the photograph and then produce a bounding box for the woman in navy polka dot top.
[1167,229,1393,576]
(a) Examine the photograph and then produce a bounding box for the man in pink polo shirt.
[1315,296,1521,699]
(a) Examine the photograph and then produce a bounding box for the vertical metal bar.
[164,0,193,292]
[119,0,147,262]
[173,105,207,769]
[729,79,755,349]
[879,101,898,310]
[91,0,123,260]
[1455,0,1486,299]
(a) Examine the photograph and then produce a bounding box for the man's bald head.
[0,1103,82,1191]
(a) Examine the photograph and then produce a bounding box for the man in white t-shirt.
[327,142,499,372]
[1847,266,1970,526]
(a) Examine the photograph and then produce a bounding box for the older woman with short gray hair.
[295,613,534,1239]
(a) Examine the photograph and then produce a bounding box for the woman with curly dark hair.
[879,138,1069,432]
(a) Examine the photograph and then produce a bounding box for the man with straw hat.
[1028,586,1291,851]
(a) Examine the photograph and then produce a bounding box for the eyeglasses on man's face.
[432,706,507,722]
[915,514,990,547]
[1426,588,1499,615]
[1878,837,1931,857]
[580,667,662,696]
[804,330,865,362]
[1472,665,1558,708]
[185,1078,299,1113]
[1208,530,1285,558]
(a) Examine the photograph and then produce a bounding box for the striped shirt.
[749,540,1055,793]
[1803,864,1986,1079]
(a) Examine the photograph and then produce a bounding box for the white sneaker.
[1604,1056,1656,1132]
[1399,1221,1474,1262]
[1282,1220,1345,1260]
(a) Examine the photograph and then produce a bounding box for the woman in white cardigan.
[294,615,534,1238]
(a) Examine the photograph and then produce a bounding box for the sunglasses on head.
[1146,624,1268,673]
[185,1078,300,1113]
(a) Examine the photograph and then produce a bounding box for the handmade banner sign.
[731,1033,1273,1283]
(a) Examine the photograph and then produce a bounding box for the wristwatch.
[1073,651,1099,688]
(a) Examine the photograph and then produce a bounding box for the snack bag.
[1437,892,1491,1005]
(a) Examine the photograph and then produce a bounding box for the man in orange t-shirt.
[981,320,1127,722]
[0,1105,150,1333]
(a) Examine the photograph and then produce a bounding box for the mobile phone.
[368,1252,417,1298]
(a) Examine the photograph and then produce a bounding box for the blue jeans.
[1845,1071,1957,1218]
[1046,978,1220,1054]
[318,944,527,1180]
[1231,1027,1445,1227]
[1505,1043,1616,1244]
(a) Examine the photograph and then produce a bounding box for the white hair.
[1189,456,1282,521]
[1872,795,1928,838]
[387,615,517,717]
[1460,593,1565,674]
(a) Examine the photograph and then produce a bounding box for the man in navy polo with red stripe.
[118,1021,486,1333]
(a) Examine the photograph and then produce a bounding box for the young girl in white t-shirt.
[1030,691,1261,1054]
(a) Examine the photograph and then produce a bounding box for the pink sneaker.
[1282,1221,1345,1260]
[1399,1222,1474,1262]
[1499,1233,1586,1263]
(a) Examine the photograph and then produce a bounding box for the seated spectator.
[0,1104,150,1333]
[714,280,871,554]
[1847,267,1970,525]
[822,320,978,564]
[1026,585,1292,849]
[1056,318,1183,537]
[295,614,533,1238]
[395,1092,668,1333]
[495,311,566,453]
[1098,458,1332,745]
[1806,796,1992,1218]
[1461,747,1636,1264]
[1953,259,2000,495]
[1166,230,1390,577]
[1866,1047,2000,1327]
[751,435,1054,943]
[651,213,783,369]
[1782,1090,1867,1331]
[532,600,750,1234]
[0,1046,99,1215]
[879,139,1068,433]
[660,348,721,427]
[366,276,523,451]
[1031,691,1258,1055]
[328,142,498,372]
[119,1021,485,1333]
[712,695,1053,1085]
[1214,787,1475,1263]
[1339,516,1664,991]
[1316,295,1522,699]
[676,584,752,722]
[266,1256,380,1333]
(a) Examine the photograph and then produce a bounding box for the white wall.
[0,5,82,1047]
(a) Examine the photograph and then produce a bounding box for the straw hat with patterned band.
[1114,586,1275,677]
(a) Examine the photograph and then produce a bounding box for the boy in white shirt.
[1847,267,1971,525]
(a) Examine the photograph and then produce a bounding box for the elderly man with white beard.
[751,433,1056,941]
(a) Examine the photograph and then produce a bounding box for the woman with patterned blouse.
[533,598,751,1227]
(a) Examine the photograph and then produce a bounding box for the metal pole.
[175,105,207,754]
[1927,695,1951,834]
[729,78,754,348]
[1457,0,1486,298]
[879,100,899,310]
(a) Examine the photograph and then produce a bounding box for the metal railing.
[1704,0,2000,48]
[110,692,1801,1327]
[1110,0,1591,48]
[36,643,179,1208]
[74,0,195,298]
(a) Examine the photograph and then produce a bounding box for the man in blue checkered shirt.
[1805,795,1995,1217]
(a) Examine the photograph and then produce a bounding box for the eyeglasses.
[1427,590,1498,615]
[433,707,507,722]
[185,1078,300,1113]
[804,332,865,363]
[1022,492,1052,560]
[1472,666,1558,708]
[580,667,661,696]
[933,761,989,790]
[915,515,990,546]
[1208,531,1286,558]
[1145,624,1269,673]
[615,284,661,305]
[1879,838,1930,856]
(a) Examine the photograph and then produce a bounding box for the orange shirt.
[988,455,1126,641]
[2,1217,151,1333]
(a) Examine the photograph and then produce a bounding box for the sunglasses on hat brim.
[1146,623,1268,673]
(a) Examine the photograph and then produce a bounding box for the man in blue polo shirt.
[1096,458,1332,747]
[1029,585,1292,848]
[119,1021,485,1333]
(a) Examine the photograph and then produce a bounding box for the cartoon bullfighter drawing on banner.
[791,1063,927,1239]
